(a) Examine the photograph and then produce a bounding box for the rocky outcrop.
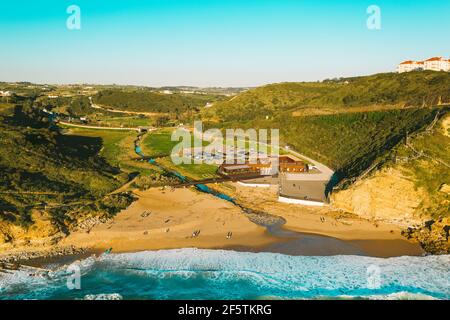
[402,218,450,254]
[0,212,60,249]
[0,245,87,264]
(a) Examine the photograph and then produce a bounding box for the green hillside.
[94,89,225,113]
[0,105,131,228]
[279,108,446,185]
[210,71,450,121]
[209,107,447,187]
[394,116,450,219]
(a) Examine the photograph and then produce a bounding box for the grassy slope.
[279,108,445,181]
[0,118,127,225]
[205,72,450,185]
[94,89,225,113]
[141,130,218,180]
[394,118,450,219]
[210,71,450,122]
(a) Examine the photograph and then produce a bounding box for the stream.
[134,132,369,256]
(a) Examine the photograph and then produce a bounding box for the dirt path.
[59,121,142,132]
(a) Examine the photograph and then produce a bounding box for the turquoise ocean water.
[1,249,449,300]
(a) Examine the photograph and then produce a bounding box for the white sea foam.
[1,249,449,299]
[99,249,450,298]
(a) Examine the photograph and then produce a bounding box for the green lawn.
[63,127,134,164]
[95,115,155,128]
[158,156,218,180]
[142,130,179,156]
[142,129,219,179]
[142,129,210,157]
[62,127,161,175]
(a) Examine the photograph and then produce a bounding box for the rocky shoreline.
[0,245,88,264]
[402,218,450,255]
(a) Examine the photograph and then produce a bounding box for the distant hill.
[203,71,450,187]
[209,71,450,121]
[94,89,226,113]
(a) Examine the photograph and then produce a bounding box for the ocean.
[0,249,449,300]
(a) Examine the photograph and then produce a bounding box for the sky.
[0,0,449,87]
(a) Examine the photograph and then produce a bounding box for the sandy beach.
[0,184,424,264]
[59,187,278,253]
[52,184,423,258]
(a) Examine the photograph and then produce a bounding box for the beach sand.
[59,188,278,253]
[56,185,423,258]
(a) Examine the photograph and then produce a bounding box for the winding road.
[89,97,167,117]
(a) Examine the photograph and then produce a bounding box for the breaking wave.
[0,249,449,300]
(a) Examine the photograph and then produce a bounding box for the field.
[94,115,155,128]
[62,127,161,176]
[142,130,219,180]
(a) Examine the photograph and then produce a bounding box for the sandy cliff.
[331,168,425,226]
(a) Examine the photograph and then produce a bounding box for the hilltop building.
[398,57,450,73]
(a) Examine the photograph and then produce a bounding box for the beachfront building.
[398,57,450,73]
[218,155,306,178]
[278,174,327,207]
[279,155,308,173]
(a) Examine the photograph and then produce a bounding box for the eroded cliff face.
[331,168,450,254]
[0,212,60,251]
[331,168,425,226]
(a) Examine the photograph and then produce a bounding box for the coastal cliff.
[331,114,450,254]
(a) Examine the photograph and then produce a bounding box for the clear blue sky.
[1,0,449,87]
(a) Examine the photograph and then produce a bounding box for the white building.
[0,90,11,97]
[398,57,450,73]
[397,61,424,73]
[424,57,450,72]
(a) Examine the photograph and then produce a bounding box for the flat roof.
[223,165,252,170]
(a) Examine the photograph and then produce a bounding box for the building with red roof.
[397,57,449,73]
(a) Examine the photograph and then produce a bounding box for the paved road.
[190,129,335,182]
[59,121,142,132]
[285,149,334,181]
